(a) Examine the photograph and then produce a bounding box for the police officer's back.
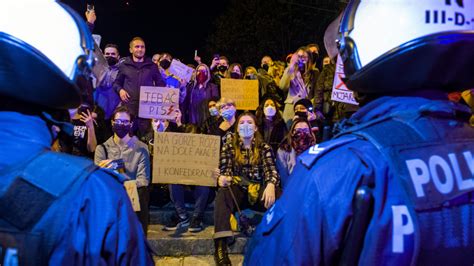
[245,0,474,265]
[0,2,153,265]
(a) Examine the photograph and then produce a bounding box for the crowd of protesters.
[48,7,474,265]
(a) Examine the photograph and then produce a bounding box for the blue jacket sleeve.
[48,170,153,265]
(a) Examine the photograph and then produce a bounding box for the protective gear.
[245,96,474,265]
[262,63,270,72]
[221,108,236,121]
[105,56,118,66]
[196,71,208,84]
[239,124,255,138]
[217,65,228,73]
[159,59,171,70]
[336,0,474,93]
[0,2,95,109]
[112,123,131,138]
[209,107,219,117]
[263,106,277,117]
[230,72,241,79]
[245,74,257,80]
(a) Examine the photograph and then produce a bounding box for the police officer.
[245,0,474,264]
[0,2,153,265]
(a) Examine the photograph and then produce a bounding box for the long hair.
[232,111,264,166]
[255,96,283,128]
[280,117,315,152]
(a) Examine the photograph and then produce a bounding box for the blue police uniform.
[0,112,153,265]
[244,96,474,265]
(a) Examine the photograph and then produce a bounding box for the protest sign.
[139,86,180,120]
[168,59,194,83]
[331,55,359,105]
[221,78,259,110]
[153,132,220,187]
[124,180,140,211]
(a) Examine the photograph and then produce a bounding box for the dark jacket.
[113,57,165,115]
[258,117,288,154]
[182,81,219,126]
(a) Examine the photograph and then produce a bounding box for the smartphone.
[295,111,308,119]
[87,4,95,12]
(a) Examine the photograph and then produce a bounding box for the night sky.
[62,0,230,64]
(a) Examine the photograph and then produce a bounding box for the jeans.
[169,185,213,218]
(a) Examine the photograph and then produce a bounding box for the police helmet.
[0,1,95,109]
[337,0,474,93]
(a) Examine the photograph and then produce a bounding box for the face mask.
[196,72,208,84]
[291,129,315,155]
[217,65,228,73]
[221,108,236,121]
[230,72,241,79]
[298,61,305,70]
[239,124,255,138]
[245,74,256,80]
[113,124,132,139]
[264,106,276,117]
[262,63,269,72]
[105,56,118,66]
[160,59,171,70]
[209,107,219,117]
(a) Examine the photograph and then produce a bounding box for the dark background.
[62,0,345,68]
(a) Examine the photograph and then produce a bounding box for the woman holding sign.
[213,112,280,265]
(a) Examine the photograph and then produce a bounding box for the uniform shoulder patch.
[299,135,359,169]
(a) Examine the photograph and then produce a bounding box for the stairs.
[147,204,263,265]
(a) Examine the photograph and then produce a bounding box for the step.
[154,255,244,266]
[147,224,249,256]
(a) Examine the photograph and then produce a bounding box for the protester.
[69,103,98,158]
[276,117,316,187]
[245,1,474,264]
[244,66,258,80]
[214,112,280,265]
[182,63,220,126]
[226,63,243,79]
[202,98,222,135]
[255,96,288,154]
[0,2,152,263]
[257,56,282,104]
[94,106,151,235]
[210,98,238,144]
[113,36,165,136]
[279,47,314,123]
[210,55,230,87]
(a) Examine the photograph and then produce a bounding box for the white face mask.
[264,106,276,117]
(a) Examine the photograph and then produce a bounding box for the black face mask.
[262,63,269,72]
[217,65,228,73]
[112,124,131,138]
[105,56,118,66]
[230,72,241,79]
[160,59,171,70]
[245,74,256,80]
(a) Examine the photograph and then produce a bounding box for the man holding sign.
[113,37,165,136]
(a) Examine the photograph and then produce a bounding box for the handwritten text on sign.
[139,86,180,120]
[153,132,220,186]
[221,78,259,110]
[331,55,359,105]
[168,59,194,83]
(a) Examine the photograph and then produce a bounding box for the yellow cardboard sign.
[123,180,141,212]
[152,132,220,186]
[221,78,259,110]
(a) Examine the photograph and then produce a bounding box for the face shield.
[0,1,95,110]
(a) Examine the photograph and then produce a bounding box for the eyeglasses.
[113,119,131,125]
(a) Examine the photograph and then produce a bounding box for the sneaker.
[163,213,189,231]
[189,216,203,232]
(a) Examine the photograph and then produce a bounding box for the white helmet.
[0,1,95,109]
[336,0,474,93]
